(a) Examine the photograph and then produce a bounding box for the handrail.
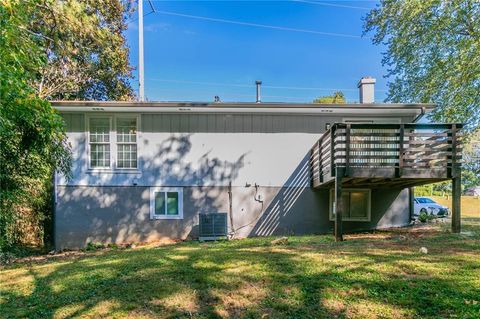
[310,123,462,187]
[332,123,463,130]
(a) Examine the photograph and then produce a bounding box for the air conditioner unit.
[199,213,228,241]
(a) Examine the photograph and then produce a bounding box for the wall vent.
[199,213,228,241]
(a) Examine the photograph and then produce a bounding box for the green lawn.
[1,219,479,319]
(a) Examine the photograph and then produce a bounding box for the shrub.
[418,212,429,223]
[85,242,105,251]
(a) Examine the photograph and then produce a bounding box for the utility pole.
[138,0,145,101]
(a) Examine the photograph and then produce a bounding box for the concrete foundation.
[55,185,410,250]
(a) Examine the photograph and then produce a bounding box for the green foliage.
[1,0,133,252]
[416,181,453,197]
[364,0,480,132]
[31,0,134,100]
[418,211,436,223]
[85,242,106,251]
[462,130,480,189]
[418,212,429,223]
[313,91,346,104]
[0,250,15,264]
[0,0,71,250]
[416,131,479,196]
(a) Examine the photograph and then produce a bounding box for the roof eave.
[50,100,436,110]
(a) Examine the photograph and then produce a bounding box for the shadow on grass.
[2,231,480,319]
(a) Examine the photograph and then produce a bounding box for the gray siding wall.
[59,112,413,187]
[55,111,413,249]
[55,185,409,249]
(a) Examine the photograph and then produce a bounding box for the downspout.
[52,171,57,251]
[412,106,426,123]
[228,181,235,237]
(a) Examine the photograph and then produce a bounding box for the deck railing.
[310,123,462,187]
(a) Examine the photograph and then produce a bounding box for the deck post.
[318,140,323,183]
[397,124,405,177]
[345,124,351,177]
[334,167,345,242]
[408,187,414,221]
[451,124,461,233]
[330,125,335,177]
[452,176,461,233]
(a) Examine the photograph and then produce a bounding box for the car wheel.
[420,208,427,214]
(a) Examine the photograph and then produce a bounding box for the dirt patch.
[215,283,266,318]
[3,238,183,266]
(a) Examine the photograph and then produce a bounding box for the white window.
[330,189,371,221]
[150,187,183,220]
[116,117,138,168]
[89,118,111,168]
[87,115,139,170]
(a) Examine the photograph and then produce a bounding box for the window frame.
[86,116,113,170]
[329,188,371,222]
[149,187,184,220]
[85,114,140,172]
[115,115,139,169]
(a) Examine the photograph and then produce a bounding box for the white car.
[414,197,449,217]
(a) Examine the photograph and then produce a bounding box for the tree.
[1,0,71,250]
[31,0,134,100]
[313,91,346,104]
[1,0,135,252]
[364,0,480,132]
[462,130,480,190]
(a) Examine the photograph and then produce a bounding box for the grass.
[1,219,479,319]
[429,196,480,218]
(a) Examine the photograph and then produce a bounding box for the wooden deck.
[309,123,463,240]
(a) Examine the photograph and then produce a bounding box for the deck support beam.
[334,167,345,242]
[451,124,461,233]
[452,176,461,233]
[408,187,414,221]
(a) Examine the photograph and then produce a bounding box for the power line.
[127,10,154,24]
[265,84,358,91]
[292,0,371,10]
[135,84,318,100]
[153,10,363,38]
[150,78,252,88]
[143,80,369,102]
[265,84,386,92]
[148,78,387,92]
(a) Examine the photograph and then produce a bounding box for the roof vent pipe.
[255,80,262,103]
[358,77,376,104]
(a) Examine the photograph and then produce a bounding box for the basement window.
[329,189,371,222]
[150,187,183,220]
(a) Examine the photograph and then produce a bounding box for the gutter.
[52,106,431,116]
[412,106,427,123]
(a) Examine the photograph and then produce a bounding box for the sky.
[125,0,387,103]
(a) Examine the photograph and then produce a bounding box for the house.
[52,78,462,249]
[465,186,480,196]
